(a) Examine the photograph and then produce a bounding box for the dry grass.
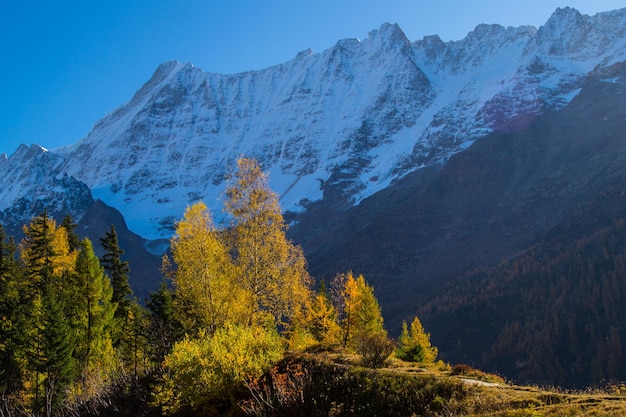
[320,354,626,417]
[455,383,626,417]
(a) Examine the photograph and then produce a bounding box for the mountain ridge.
[3,7,625,242]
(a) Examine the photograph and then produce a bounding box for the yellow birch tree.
[223,157,312,326]
[168,202,248,335]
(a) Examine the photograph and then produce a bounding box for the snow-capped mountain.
[0,144,92,230]
[2,6,626,242]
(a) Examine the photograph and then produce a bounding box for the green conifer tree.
[20,212,79,414]
[0,224,24,395]
[396,316,438,363]
[146,281,184,363]
[60,214,80,252]
[100,225,132,319]
[39,283,76,417]
[71,238,116,382]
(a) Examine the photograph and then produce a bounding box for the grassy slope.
[366,358,626,417]
[243,352,626,417]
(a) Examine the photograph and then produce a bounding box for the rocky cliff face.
[0,145,92,235]
[1,7,626,243]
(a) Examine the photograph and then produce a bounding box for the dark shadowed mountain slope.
[289,62,626,387]
[77,200,162,301]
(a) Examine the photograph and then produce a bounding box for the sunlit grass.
[308,352,626,417]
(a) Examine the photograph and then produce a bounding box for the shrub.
[354,332,395,368]
[450,363,505,384]
[152,323,284,415]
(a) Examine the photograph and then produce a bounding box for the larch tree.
[396,316,438,363]
[223,157,312,326]
[306,280,342,346]
[332,272,387,350]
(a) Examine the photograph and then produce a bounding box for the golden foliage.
[332,271,387,350]
[169,202,249,334]
[397,316,438,363]
[153,323,283,415]
[223,157,313,326]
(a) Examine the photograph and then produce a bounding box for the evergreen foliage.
[60,214,80,252]
[100,225,132,318]
[0,224,24,396]
[70,238,116,384]
[0,213,129,415]
[146,281,184,363]
[396,316,438,363]
[421,217,626,387]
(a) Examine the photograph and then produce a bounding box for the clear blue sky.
[1,0,623,157]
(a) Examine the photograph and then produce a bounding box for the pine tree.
[115,299,149,382]
[20,212,79,414]
[146,281,184,363]
[20,212,56,294]
[60,214,80,252]
[70,238,116,383]
[100,225,132,319]
[0,224,23,395]
[224,157,312,326]
[40,283,76,417]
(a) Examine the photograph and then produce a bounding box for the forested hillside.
[421,218,626,388]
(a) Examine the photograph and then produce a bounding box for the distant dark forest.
[421,218,626,388]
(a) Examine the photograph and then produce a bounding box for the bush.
[152,323,284,415]
[397,343,425,362]
[354,333,395,368]
[239,355,469,417]
[450,363,505,384]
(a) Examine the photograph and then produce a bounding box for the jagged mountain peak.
[549,6,584,22]
[366,22,410,47]
[3,7,626,241]
[528,6,619,60]
[13,143,49,158]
